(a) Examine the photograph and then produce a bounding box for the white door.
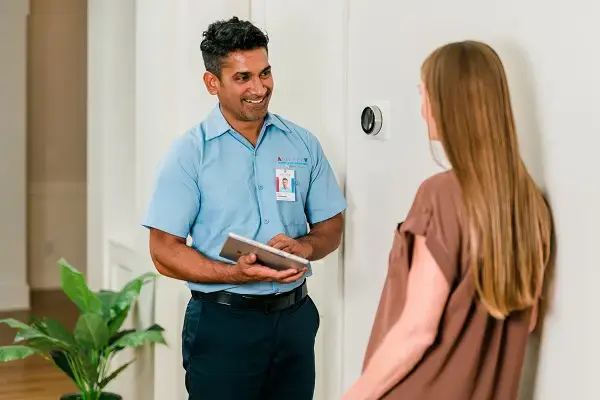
[250,1,348,398]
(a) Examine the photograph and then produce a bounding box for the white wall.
[250,1,348,398]
[342,0,599,399]
[0,0,29,310]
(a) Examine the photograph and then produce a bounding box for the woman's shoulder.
[412,170,461,208]
[419,169,459,193]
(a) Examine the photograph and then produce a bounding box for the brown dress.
[363,171,532,400]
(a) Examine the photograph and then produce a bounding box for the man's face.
[282,178,288,188]
[204,48,274,122]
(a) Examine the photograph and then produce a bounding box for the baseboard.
[0,282,30,311]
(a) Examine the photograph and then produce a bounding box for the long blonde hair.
[421,41,552,319]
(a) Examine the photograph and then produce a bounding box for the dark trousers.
[181,293,320,400]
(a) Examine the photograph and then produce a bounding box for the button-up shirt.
[143,104,347,295]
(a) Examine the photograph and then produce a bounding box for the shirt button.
[264,219,270,224]
[258,185,264,190]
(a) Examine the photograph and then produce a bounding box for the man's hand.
[235,253,308,283]
[149,228,308,284]
[267,234,313,259]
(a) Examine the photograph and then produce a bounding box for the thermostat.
[360,101,390,141]
[361,105,383,136]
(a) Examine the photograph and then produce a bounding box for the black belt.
[191,280,307,314]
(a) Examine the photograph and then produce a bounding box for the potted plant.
[0,258,167,400]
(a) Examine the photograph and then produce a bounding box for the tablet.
[219,232,309,271]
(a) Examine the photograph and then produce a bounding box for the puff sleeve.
[399,174,463,286]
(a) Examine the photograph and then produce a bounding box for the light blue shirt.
[143,104,347,295]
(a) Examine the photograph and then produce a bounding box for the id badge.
[276,168,296,202]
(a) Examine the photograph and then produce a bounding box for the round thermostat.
[361,105,383,136]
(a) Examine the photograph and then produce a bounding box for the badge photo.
[275,169,295,202]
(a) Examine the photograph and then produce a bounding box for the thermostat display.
[361,105,383,136]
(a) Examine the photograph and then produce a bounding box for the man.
[143,17,346,400]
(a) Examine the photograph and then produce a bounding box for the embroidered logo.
[277,156,308,166]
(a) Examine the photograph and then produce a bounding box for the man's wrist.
[297,239,314,260]
[197,259,249,284]
[221,261,251,283]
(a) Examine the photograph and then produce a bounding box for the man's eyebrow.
[233,71,251,78]
[233,66,271,78]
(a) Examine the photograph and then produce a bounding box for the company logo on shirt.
[277,156,308,166]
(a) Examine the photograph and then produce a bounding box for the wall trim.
[0,282,30,311]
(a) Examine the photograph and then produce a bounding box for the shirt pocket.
[199,170,255,227]
[277,201,307,227]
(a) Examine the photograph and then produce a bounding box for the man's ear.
[203,71,220,95]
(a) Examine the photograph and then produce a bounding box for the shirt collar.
[205,103,291,140]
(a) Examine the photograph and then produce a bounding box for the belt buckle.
[264,293,294,314]
[264,298,281,314]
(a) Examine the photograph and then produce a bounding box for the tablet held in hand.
[219,232,309,271]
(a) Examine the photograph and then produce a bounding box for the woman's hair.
[421,40,552,319]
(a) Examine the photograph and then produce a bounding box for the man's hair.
[200,17,269,78]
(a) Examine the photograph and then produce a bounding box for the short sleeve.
[304,134,347,224]
[400,174,462,286]
[142,135,201,238]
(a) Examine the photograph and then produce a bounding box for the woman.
[342,40,553,400]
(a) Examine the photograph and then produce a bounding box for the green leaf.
[106,329,135,354]
[109,329,135,344]
[1,318,54,347]
[79,350,101,384]
[99,359,135,389]
[3,318,71,352]
[28,316,48,333]
[59,258,109,317]
[0,345,41,362]
[14,328,47,343]
[96,290,133,335]
[107,329,166,353]
[146,323,165,332]
[0,317,34,331]
[97,290,119,306]
[107,306,130,336]
[27,337,59,352]
[111,272,158,316]
[50,351,77,382]
[44,318,77,347]
[96,290,119,319]
[74,314,110,350]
